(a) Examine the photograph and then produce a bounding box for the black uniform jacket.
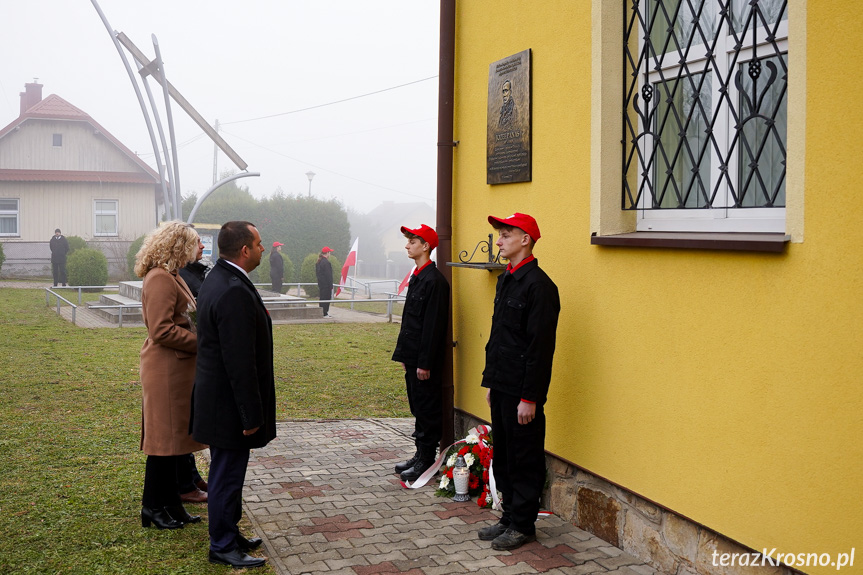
[191,259,276,450]
[481,258,560,405]
[392,261,450,371]
[315,257,333,293]
[269,250,284,280]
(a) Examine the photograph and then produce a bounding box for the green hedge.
[66,235,87,253]
[126,236,145,279]
[67,248,108,289]
[0,242,5,276]
[253,252,295,289]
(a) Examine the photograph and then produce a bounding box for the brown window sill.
[590,232,790,252]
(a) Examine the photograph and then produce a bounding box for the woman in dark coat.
[135,221,207,529]
[315,246,335,318]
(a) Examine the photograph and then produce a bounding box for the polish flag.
[397,266,415,295]
[335,237,358,296]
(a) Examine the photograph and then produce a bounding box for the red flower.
[472,445,482,456]
[458,445,469,456]
[482,470,489,484]
[469,474,480,489]
[446,468,453,479]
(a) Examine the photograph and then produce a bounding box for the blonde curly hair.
[134,221,199,277]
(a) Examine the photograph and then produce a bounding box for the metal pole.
[152,35,183,216]
[135,57,177,219]
[187,172,261,223]
[89,0,171,219]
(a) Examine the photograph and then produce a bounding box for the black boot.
[394,451,420,474]
[141,506,183,529]
[166,504,201,525]
[399,448,436,482]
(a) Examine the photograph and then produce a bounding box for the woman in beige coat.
[135,221,206,529]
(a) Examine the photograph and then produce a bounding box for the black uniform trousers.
[52,261,67,285]
[208,446,250,552]
[489,389,546,536]
[404,364,442,453]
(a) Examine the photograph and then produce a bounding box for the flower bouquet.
[434,428,501,509]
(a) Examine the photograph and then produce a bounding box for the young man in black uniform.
[477,213,560,551]
[391,224,450,482]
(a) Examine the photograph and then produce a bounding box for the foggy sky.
[0,1,440,214]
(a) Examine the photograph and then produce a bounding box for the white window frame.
[634,1,788,233]
[0,198,19,237]
[94,199,119,237]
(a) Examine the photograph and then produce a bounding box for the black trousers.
[404,364,442,454]
[208,446,249,552]
[271,277,283,294]
[318,286,331,315]
[489,389,546,536]
[141,455,182,508]
[52,261,67,285]
[177,453,203,493]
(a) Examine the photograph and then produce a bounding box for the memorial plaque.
[487,49,531,184]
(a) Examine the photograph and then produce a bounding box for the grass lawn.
[0,288,407,574]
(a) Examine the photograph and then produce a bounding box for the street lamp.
[305,171,316,197]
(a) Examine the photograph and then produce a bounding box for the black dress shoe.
[208,549,266,568]
[399,459,434,482]
[394,452,420,474]
[141,506,183,529]
[166,504,201,524]
[236,534,263,551]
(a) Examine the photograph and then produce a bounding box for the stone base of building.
[454,409,798,575]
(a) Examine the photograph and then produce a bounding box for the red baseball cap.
[488,212,541,242]
[272,241,284,247]
[322,246,334,253]
[400,224,439,250]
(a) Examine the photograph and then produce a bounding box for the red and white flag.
[335,237,358,296]
[397,266,416,295]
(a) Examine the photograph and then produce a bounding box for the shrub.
[126,236,145,279]
[300,253,341,298]
[66,235,87,253]
[67,248,108,289]
[0,242,5,277]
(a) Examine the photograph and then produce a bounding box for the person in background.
[391,224,450,483]
[49,228,69,287]
[177,230,210,504]
[191,221,275,569]
[315,246,335,318]
[135,221,207,530]
[269,242,284,294]
[476,213,560,551]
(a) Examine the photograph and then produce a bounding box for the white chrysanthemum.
[466,434,479,444]
[439,476,450,490]
[464,453,476,467]
[446,454,457,468]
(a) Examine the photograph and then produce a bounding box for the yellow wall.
[450,1,863,569]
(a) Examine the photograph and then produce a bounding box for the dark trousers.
[318,286,331,315]
[489,390,546,535]
[271,277,282,294]
[208,446,250,552]
[404,365,442,454]
[141,455,182,508]
[52,261,67,285]
[177,453,203,493]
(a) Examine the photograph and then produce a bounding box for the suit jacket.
[191,258,276,450]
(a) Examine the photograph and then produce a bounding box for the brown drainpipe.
[437,0,456,452]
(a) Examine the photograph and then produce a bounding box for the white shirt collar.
[223,259,249,280]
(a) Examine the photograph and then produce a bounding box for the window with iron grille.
[623,0,788,232]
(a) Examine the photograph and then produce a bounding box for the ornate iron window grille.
[623,0,788,211]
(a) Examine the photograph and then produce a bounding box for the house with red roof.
[0,82,163,278]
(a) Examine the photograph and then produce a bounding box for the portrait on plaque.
[487,49,531,184]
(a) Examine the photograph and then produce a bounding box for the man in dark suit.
[191,221,275,569]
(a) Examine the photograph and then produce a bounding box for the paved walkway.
[243,419,660,575]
